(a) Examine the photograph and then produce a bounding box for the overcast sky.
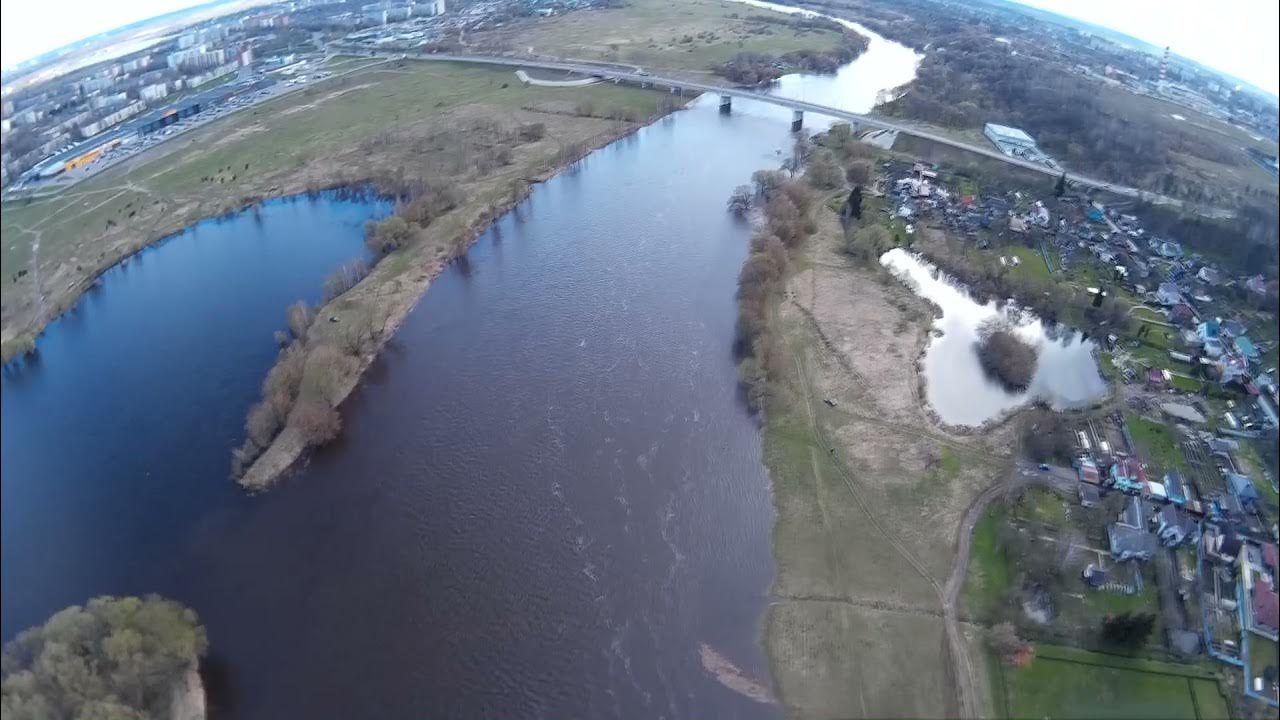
[2,0,1278,95]
[1014,0,1278,95]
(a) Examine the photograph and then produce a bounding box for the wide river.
[1,11,919,720]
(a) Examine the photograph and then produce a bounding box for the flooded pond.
[880,248,1109,426]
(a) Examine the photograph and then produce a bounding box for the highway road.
[346,49,1191,208]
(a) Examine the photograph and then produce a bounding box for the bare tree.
[245,400,280,448]
[286,300,314,341]
[291,399,341,448]
[727,185,753,216]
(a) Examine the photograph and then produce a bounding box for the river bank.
[237,104,687,489]
[730,157,1010,714]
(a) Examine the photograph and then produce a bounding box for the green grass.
[963,506,1010,622]
[1170,374,1203,393]
[1248,636,1278,679]
[1005,245,1052,283]
[1189,678,1231,720]
[1125,413,1187,475]
[497,0,843,71]
[1017,487,1070,527]
[1002,645,1220,720]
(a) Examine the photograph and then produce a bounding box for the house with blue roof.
[1163,470,1189,505]
[1234,336,1259,361]
[1227,473,1259,506]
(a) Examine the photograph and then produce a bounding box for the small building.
[1226,473,1259,506]
[1160,402,1207,424]
[1203,525,1243,563]
[1077,457,1102,485]
[1110,524,1157,562]
[1234,336,1259,361]
[1197,266,1225,285]
[983,122,1038,151]
[1220,319,1248,338]
[1163,469,1191,505]
[1083,563,1107,588]
[1157,282,1184,307]
[1109,497,1156,562]
[1159,240,1184,259]
[1110,457,1148,492]
[1248,584,1279,639]
[1147,366,1166,390]
[1154,505,1198,547]
[1079,483,1101,508]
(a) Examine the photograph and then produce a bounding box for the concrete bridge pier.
[791,109,804,132]
[720,95,732,114]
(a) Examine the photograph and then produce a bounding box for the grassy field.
[1001,645,1226,720]
[1126,413,1187,475]
[758,199,1015,716]
[963,506,1010,623]
[1,60,671,357]
[469,0,844,73]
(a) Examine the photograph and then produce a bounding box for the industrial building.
[983,122,1058,169]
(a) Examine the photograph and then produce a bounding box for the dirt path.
[943,461,1078,717]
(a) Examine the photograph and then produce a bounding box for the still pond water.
[881,248,1109,427]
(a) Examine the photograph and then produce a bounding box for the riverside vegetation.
[1,596,207,720]
[733,123,1014,716]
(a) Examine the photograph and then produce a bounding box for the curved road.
[347,48,1190,208]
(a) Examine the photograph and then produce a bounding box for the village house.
[1154,505,1199,547]
[1109,496,1156,562]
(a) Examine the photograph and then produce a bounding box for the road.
[342,48,1190,208]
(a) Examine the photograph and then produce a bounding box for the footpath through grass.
[1000,645,1228,720]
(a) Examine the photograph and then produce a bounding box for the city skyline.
[2,0,1279,98]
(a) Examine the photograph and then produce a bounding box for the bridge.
[343,49,1187,207]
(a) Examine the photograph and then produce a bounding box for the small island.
[975,318,1040,392]
[1,595,208,720]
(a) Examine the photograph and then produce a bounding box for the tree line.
[2,596,207,720]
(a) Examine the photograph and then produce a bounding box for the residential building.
[1227,473,1259,506]
[1241,542,1279,640]
[1109,496,1156,561]
[1110,457,1148,492]
[1154,505,1199,547]
[1234,336,1259,361]
[1157,282,1184,306]
[1079,483,1101,508]
[1203,524,1243,564]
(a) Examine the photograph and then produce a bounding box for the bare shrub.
[804,149,843,189]
[245,400,280,448]
[286,300,313,340]
[766,194,803,247]
[292,399,342,448]
[727,185,753,216]
[263,342,307,418]
[301,344,356,405]
[518,122,546,142]
[364,216,415,256]
[976,318,1039,391]
[323,259,369,301]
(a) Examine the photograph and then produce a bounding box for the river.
[1,9,920,720]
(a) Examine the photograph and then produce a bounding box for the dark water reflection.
[3,99,812,718]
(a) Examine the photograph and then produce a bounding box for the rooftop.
[984,122,1036,143]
